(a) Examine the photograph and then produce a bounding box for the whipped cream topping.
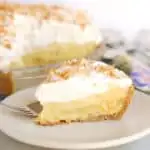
[35,71,132,104]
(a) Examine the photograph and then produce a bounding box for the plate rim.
[0,87,150,149]
[0,126,150,149]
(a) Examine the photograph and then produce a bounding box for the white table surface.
[0,130,150,150]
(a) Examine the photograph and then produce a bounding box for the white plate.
[0,87,150,149]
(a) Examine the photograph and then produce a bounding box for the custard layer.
[36,85,133,124]
[10,42,98,69]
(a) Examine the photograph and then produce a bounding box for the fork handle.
[0,103,23,113]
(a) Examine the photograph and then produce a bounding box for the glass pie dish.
[12,64,59,91]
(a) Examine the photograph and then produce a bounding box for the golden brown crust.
[35,83,134,126]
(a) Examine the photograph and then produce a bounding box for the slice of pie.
[0,3,103,70]
[35,58,134,126]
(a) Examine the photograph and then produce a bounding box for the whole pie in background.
[0,3,103,70]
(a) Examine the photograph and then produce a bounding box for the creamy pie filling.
[37,85,130,122]
[35,59,133,123]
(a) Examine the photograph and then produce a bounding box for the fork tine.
[20,107,38,117]
[16,107,38,117]
[1,103,38,118]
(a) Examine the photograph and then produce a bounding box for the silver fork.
[0,102,38,118]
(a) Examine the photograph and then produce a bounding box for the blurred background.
[7,0,150,39]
